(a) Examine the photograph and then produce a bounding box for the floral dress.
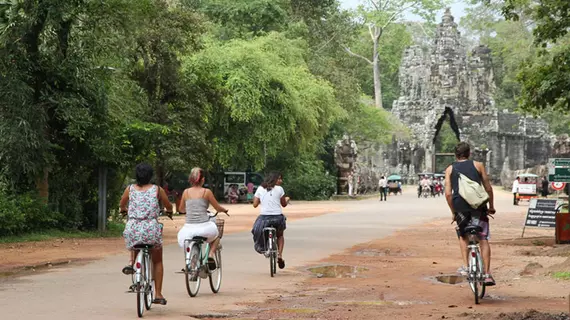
[123,185,163,250]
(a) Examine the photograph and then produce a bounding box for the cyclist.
[120,163,172,305]
[252,171,290,269]
[444,142,496,286]
[177,167,228,270]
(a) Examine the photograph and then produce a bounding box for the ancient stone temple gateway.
[388,9,552,182]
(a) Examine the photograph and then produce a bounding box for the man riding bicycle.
[444,142,496,286]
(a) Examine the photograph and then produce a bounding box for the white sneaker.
[457,266,468,276]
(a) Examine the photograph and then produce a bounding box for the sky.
[339,0,468,22]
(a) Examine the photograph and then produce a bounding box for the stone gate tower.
[389,9,552,180]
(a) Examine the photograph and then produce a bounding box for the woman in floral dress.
[120,163,172,305]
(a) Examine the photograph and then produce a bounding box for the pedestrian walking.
[379,176,387,201]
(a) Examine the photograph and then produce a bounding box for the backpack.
[457,172,489,209]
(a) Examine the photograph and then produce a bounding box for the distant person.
[379,176,387,201]
[541,176,549,197]
[247,180,255,202]
[444,142,496,286]
[120,163,172,305]
[512,177,520,205]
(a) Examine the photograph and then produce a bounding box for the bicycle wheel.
[468,249,480,304]
[144,252,153,310]
[136,253,145,317]
[268,237,275,277]
[185,242,201,297]
[478,253,486,300]
[209,248,222,293]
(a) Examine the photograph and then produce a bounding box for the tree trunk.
[36,168,49,201]
[373,38,383,109]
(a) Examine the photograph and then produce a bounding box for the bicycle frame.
[263,227,278,256]
[184,239,211,270]
[133,248,151,291]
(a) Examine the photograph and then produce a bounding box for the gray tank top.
[185,198,210,224]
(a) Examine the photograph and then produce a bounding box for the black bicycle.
[263,227,278,277]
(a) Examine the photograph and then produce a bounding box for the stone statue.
[553,134,570,157]
[334,135,358,195]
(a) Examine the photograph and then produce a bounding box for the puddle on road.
[435,275,466,284]
[189,313,233,319]
[308,265,367,278]
[354,249,415,257]
[330,300,431,306]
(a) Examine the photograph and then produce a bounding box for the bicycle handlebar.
[208,210,230,217]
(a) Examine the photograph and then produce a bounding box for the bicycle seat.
[133,244,155,249]
[464,225,483,234]
[191,236,207,241]
[263,227,277,231]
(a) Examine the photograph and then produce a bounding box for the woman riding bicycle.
[120,163,172,305]
[252,171,290,269]
[177,167,228,270]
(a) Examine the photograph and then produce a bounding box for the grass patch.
[0,221,124,244]
[552,272,570,280]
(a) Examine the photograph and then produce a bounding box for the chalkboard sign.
[524,199,563,228]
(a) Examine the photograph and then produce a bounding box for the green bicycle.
[184,211,229,297]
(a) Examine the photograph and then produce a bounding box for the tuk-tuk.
[387,175,402,195]
[516,173,539,204]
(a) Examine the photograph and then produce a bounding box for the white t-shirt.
[379,178,387,188]
[512,180,519,193]
[255,186,285,216]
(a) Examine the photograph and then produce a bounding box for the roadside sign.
[522,199,564,240]
[548,158,570,182]
[552,182,567,191]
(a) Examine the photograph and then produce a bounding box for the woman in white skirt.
[177,167,228,270]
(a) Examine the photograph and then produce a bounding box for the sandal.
[152,298,167,305]
[208,257,217,270]
[278,258,285,269]
[484,274,496,286]
[122,265,135,275]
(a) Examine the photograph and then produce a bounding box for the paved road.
[0,190,481,319]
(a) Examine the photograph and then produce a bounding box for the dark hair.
[381,176,385,179]
[135,163,154,186]
[261,171,282,191]
[454,142,471,159]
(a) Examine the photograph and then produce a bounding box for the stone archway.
[431,107,461,172]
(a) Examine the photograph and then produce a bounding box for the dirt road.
[0,188,450,319]
[2,188,568,320]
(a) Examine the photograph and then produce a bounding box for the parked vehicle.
[516,173,539,204]
[387,175,402,195]
[223,172,264,204]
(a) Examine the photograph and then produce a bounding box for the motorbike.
[421,185,431,198]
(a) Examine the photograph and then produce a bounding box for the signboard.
[518,183,536,195]
[524,199,563,228]
[552,182,567,191]
[548,158,570,183]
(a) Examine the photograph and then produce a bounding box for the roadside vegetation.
[2,0,569,239]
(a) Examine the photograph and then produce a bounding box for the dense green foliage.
[471,0,570,113]
[0,0,429,236]
[461,0,570,135]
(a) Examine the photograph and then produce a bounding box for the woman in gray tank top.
[177,168,228,270]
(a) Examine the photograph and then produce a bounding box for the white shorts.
[177,222,219,248]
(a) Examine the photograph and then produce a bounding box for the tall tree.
[345,0,446,109]
[488,0,570,112]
